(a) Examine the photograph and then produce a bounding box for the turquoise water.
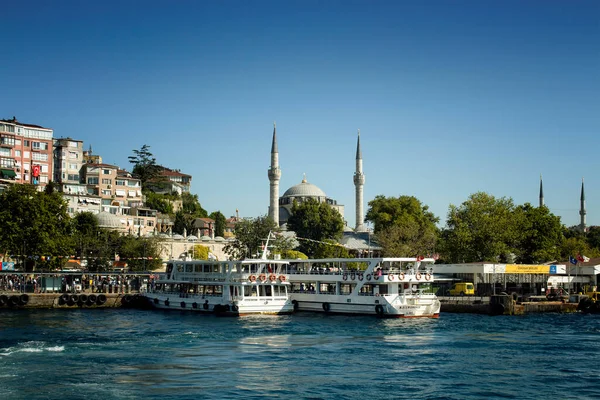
[1,310,599,400]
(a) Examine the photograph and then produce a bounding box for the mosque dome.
[282,177,326,198]
[95,211,122,229]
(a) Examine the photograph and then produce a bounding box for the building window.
[0,136,15,146]
[102,178,112,185]
[68,174,79,181]
[88,177,99,185]
[103,169,111,175]
[116,179,126,186]
[24,140,29,147]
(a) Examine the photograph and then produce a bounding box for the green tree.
[128,144,163,188]
[209,211,227,237]
[144,191,174,214]
[115,236,163,271]
[586,226,600,251]
[190,244,210,260]
[223,216,291,260]
[441,192,519,263]
[173,210,195,235]
[182,192,208,218]
[513,204,564,263]
[0,184,73,271]
[365,195,439,257]
[286,199,344,257]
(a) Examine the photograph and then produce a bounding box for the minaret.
[580,177,586,232]
[539,174,544,207]
[268,122,281,225]
[353,129,365,232]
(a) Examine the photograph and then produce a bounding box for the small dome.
[214,236,225,242]
[282,177,326,198]
[95,212,122,229]
[172,234,184,240]
[200,235,211,241]
[187,235,198,241]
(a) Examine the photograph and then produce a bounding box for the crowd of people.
[0,273,152,294]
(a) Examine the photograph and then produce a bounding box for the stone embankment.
[0,292,147,309]
[440,295,578,315]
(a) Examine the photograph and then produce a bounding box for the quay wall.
[440,295,579,315]
[0,293,136,309]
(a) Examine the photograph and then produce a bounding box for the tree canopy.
[365,195,439,257]
[128,144,163,188]
[286,198,344,257]
[223,216,292,260]
[440,192,519,263]
[513,203,564,263]
[209,211,227,238]
[0,184,73,270]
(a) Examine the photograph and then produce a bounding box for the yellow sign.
[505,264,550,274]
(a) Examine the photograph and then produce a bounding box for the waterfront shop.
[432,262,600,297]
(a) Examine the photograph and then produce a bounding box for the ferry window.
[264,285,272,296]
[185,265,193,273]
[195,265,202,273]
[212,265,219,273]
[166,263,173,274]
[379,285,388,295]
[177,264,183,272]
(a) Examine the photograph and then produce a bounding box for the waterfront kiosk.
[431,262,600,296]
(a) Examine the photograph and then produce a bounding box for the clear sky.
[2,0,598,228]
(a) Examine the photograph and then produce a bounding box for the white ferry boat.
[284,257,440,318]
[144,258,294,316]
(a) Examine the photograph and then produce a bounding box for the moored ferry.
[143,258,294,316]
[284,257,441,318]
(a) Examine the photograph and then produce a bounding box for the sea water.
[1,309,599,400]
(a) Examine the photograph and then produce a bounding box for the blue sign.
[1,262,15,271]
[549,265,557,274]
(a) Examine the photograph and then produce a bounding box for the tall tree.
[365,195,439,257]
[286,198,344,257]
[223,216,291,260]
[0,184,73,270]
[441,192,519,263]
[209,211,227,237]
[128,144,162,188]
[513,203,564,263]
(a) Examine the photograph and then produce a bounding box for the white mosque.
[267,122,367,232]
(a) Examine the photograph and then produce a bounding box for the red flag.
[577,254,585,263]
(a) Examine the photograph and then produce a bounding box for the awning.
[0,169,16,178]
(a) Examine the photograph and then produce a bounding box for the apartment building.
[146,167,192,195]
[82,163,156,235]
[0,117,53,190]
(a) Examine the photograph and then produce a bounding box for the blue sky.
[2,0,598,228]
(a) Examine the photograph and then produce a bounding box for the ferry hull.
[142,293,294,316]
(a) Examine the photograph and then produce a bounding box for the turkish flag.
[32,165,40,177]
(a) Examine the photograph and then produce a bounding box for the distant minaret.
[580,177,586,232]
[353,129,365,232]
[268,122,281,225]
[539,174,544,207]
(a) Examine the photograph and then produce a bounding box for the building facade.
[0,118,53,190]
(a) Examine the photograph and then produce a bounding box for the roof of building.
[282,177,326,198]
[1,118,51,130]
[160,167,191,178]
[86,163,119,169]
[95,211,122,229]
[340,231,382,251]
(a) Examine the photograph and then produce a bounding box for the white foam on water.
[45,346,65,352]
